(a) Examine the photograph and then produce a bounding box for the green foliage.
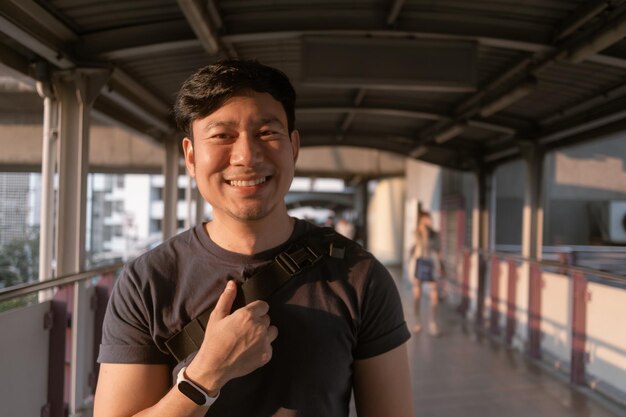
[0,226,40,288]
[0,294,37,313]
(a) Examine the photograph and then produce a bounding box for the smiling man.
[94,60,414,417]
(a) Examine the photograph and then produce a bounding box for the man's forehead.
[196,116,285,130]
[195,93,287,128]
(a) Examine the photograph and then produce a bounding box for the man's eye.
[259,130,278,139]
[211,133,232,140]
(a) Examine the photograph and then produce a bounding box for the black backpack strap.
[165,227,346,363]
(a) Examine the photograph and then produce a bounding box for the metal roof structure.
[1,0,626,173]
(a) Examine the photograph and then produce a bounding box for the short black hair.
[174,59,296,138]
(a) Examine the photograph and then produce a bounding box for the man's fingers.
[211,280,237,320]
[267,325,279,342]
[246,300,270,316]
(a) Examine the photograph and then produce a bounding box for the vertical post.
[36,78,59,297]
[47,300,68,417]
[571,271,588,384]
[163,139,180,240]
[455,199,466,306]
[528,262,542,358]
[489,255,500,335]
[505,259,518,346]
[354,180,369,249]
[52,67,111,417]
[184,174,193,230]
[195,181,206,225]
[457,200,466,266]
[520,142,544,262]
[520,142,545,358]
[458,250,470,317]
[440,201,447,263]
[474,166,491,328]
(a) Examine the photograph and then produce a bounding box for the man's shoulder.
[126,227,200,273]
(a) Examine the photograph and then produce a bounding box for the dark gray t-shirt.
[98,219,410,416]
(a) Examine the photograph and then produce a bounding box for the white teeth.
[229,177,267,187]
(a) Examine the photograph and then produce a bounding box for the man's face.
[183,91,299,224]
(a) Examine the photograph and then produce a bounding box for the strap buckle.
[275,244,321,275]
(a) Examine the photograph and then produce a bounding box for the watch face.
[178,381,206,405]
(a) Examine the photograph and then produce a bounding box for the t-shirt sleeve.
[97,264,171,364]
[353,259,411,360]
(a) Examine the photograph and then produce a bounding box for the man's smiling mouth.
[227,177,269,187]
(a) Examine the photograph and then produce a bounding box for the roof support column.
[184,175,193,230]
[52,67,111,417]
[354,180,369,249]
[52,68,110,276]
[520,142,545,358]
[473,165,493,328]
[35,78,58,300]
[184,177,205,227]
[163,139,180,240]
[195,184,206,225]
[520,143,544,260]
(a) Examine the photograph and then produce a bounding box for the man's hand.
[185,281,278,394]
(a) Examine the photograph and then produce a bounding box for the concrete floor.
[391,266,626,417]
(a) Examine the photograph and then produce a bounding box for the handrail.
[0,262,124,303]
[466,248,626,287]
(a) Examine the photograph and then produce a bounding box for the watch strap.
[176,366,219,406]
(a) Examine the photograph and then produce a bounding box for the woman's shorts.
[414,258,435,282]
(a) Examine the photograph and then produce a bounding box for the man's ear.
[182,137,195,177]
[290,130,300,163]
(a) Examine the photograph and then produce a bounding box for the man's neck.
[205,214,295,255]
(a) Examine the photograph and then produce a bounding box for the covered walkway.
[390,267,626,417]
[1,1,626,416]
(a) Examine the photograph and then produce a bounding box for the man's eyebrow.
[202,120,237,131]
[260,117,285,126]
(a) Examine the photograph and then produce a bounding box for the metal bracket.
[43,310,54,330]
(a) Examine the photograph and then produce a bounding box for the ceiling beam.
[339,89,367,133]
[0,0,174,139]
[298,107,443,121]
[79,20,198,58]
[297,106,518,136]
[564,5,626,63]
[97,39,201,60]
[0,0,75,69]
[386,0,406,25]
[224,29,626,69]
[419,0,626,148]
[553,0,610,41]
[176,0,221,55]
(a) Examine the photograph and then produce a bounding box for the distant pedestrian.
[409,211,442,335]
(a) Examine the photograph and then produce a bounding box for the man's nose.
[230,133,263,166]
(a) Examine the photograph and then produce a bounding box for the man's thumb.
[211,280,237,320]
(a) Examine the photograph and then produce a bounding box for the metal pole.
[520,143,545,358]
[195,182,206,225]
[52,68,111,417]
[474,166,491,328]
[36,90,59,298]
[163,139,180,240]
[184,174,193,230]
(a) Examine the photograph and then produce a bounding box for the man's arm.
[353,343,414,417]
[94,363,210,417]
[94,281,278,417]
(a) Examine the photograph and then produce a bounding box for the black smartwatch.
[176,366,220,406]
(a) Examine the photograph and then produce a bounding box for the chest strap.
[165,229,345,363]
